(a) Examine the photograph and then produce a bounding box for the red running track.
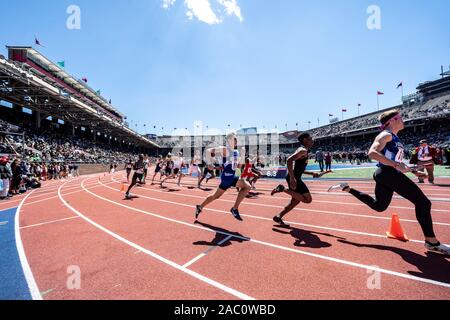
[8,171,450,300]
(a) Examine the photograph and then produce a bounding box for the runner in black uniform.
[270,133,326,226]
[125,154,145,199]
[125,160,133,182]
[142,156,149,184]
[198,162,216,188]
[163,154,174,177]
[328,110,450,255]
[151,156,164,185]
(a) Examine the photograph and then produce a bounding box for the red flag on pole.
[377,91,384,95]
[328,114,333,117]
[342,109,347,112]
[396,82,403,89]
[82,77,88,83]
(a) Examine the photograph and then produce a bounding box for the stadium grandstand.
[0,46,159,163]
[145,70,449,167]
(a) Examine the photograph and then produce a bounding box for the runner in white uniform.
[189,150,202,185]
[161,152,185,188]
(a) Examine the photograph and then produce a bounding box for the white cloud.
[185,0,222,24]
[162,0,243,25]
[162,0,176,9]
[217,0,243,22]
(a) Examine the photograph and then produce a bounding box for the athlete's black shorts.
[165,167,172,175]
[286,174,310,194]
[203,167,214,176]
[155,166,161,173]
[173,168,180,175]
[132,172,144,184]
[126,168,132,174]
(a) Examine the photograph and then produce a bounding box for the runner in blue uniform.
[195,132,250,221]
[328,110,450,255]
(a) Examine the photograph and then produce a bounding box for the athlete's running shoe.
[273,216,289,227]
[271,184,285,196]
[125,193,132,199]
[425,241,450,256]
[231,208,243,221]
[328,182,350,192]
[195,205,202,220]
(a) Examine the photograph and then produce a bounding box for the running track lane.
[19,177,249,300]
[109,175,450,245]
[55,175,448,299]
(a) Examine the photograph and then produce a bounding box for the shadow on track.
[193,221,250,248]
[432,183,450,188]
[272,226,345,249]
[338,239,450,284]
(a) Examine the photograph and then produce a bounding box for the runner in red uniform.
[240,157,261,190]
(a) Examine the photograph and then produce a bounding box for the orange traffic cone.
[386,213,409,241]
[120,183,125,192]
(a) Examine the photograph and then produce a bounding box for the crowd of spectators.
[0,155,85,200]
[1,120,137,164]
[309,94,450,139]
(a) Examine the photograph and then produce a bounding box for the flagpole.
[377,94,379,111]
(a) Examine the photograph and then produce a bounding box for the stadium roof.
[0,51,159,149]
[6,46,124,119]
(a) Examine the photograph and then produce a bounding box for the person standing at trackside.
[315,150,325,172]
[195,132,251,221]
[416,139,436,184]
[325,152,332,172]
[0,156,12,200]
[328,110,450,255]
[125,154,145,199]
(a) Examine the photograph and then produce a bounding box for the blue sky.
[1,0,449,136]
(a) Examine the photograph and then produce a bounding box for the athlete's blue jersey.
[222,146,239,178]
[379,131,404,168]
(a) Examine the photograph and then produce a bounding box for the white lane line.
[0,181,118,213]
[58,180,255,301]
[102,178,430,244]
[155,183,450,214]
[40,288,55,297]
[179,175,450,194]
[20,216,80,230]
[183,235,234,268]
[162,178,450,202]
[182,253,207,268]
[90,178,450,289]
[15,190,43,300]
[0,183,106,211]
[110,176,450,228]
[183,181,450,212]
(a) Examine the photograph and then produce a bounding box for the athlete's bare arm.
[368,131,410,173]
[287,147,307,187]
